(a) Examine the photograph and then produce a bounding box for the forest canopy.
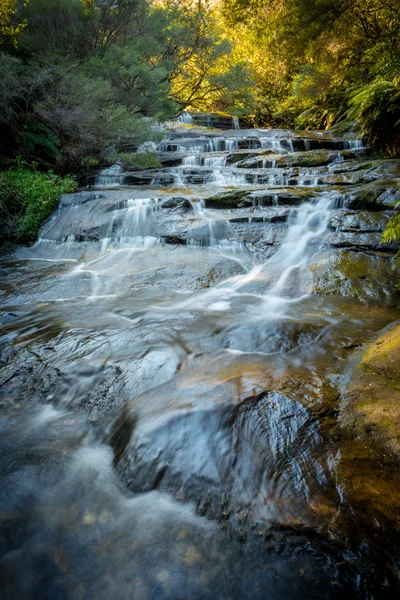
[1,0,400,176]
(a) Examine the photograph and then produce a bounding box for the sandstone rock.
[341,323,400,460]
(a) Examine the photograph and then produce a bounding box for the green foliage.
[382,201,400,264]
[220,0,400,146]
[0,52,162,172]
[0,0,257,172]
[347,80,400,154]
[109,152,161,169]
[87,38,178,119]
[0,165,77,241]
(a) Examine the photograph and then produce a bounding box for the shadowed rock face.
[1,124,400,599]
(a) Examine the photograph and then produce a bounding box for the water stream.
[1,124,400,599]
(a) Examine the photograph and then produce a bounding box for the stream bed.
[1,124,400,599]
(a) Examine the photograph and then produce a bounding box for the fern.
[382,200,400,264]
[346,79,400,154]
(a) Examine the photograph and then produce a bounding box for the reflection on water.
[1,127,400,598]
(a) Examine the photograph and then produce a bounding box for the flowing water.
[1,124,400,599]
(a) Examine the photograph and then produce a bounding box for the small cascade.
[181,155,227,168]
[232,116,240,130]
[297,169,321,186]
[176,112,194,124]
[182,155,201,166]
[260,194,334,308]
[110,197,161,248]
[204,156,227,168]
[96,164,125,187]
[260,138,284,153]
[343,139,364,150]
[188,198,244,252]
[184,191,337,317]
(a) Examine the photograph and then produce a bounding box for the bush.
[382,200,400,264]
[0,164,77,242]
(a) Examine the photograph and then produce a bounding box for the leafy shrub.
[0,164,77,242]
[382,200,400,264]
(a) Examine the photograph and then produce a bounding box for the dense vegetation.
[2,0,400,166]
[0,165,77,241]
[0,0,252,175]
[1,0,400,244]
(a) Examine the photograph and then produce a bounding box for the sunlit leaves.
[0,0,29,46]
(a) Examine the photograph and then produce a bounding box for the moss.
[342,322,400,461]
[311,250,400,306]
[0,166,77,243]
[362,324,400,382]
[275,149,332,169]
[205,190,253,209]
[348,179,400,209]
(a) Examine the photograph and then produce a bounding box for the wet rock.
[341,322,400,461]
[59,192,106,207]
[161,235,187,245]
[346,180,400,210]
[271,150,339,169]
[326,230,396,253]
[225,149,275,165]
[116,388,324,529]
[205,190,254,209]
[328,211,391,233]
[326,211,397,253]
[160,197,191,210]
[311,249,400,306]
[250,187,316,206]
[190,112,243,129]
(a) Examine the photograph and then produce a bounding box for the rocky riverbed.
[1,121,400,599]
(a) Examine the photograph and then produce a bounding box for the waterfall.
[232,116,240,130]
[110,197,161,248]
[176,111,194,124]
[344,139,364,150]
[204,156,227,167]
[96,164,125,187]
[182,155,201,165]
[4,116,398,600]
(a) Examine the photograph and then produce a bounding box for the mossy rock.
[311,249,400,306]
[274,149,333,169]
[341,322,400,461]
[328,211,391,233]
[205,190,254,209]
[250,187,316,207]
[346,179,400,210]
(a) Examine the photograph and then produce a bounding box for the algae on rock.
[341,323,400,461]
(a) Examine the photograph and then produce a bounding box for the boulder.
[311,249,400,306]
[346,180,400,210]
[341,323,400,461]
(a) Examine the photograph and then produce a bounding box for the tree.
[0,0,28,46]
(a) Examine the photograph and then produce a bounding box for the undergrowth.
[0,163,77,242]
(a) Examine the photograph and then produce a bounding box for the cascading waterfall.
[187,198,243,251]
[4,119,396,600]
[180,191,336,317]
[176,111,194,124]
[96,164,125,187]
